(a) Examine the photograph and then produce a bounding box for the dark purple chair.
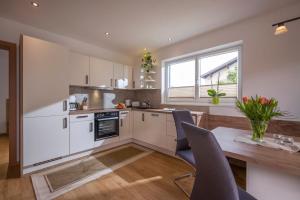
[181,122,256,200]
[172,110,196,197]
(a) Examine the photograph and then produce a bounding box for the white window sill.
[162,102,236,107]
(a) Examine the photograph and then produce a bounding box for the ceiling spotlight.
[144,48,147,51]
[168,37,172,41]
[274,24,288,35]
[105,32,110,38]
[272,16,300,36]
[31,1,39,7]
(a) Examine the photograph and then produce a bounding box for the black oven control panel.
[95,111,119,119]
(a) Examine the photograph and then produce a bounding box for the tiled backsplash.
[69,86,208,112]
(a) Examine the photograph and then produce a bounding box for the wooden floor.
[0,136,194,200]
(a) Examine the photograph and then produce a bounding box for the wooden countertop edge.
[69,108,205,116]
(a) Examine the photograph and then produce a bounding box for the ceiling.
[0,0,296,56]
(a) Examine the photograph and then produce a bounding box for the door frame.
[0,40,18,174]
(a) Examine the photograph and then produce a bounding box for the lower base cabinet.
[23,115,70,166]
[70,114,94,154]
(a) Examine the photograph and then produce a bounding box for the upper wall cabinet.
[22,35,70,117]
[68,52,90,86]
[90,57,114,87]
[113,63,124,88]
[124,65,133,89]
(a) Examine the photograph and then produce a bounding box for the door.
[68,51,90,86]
[144,112,166,148]
[90,57,114,87]
[133,67,143,89]
[124,65,133,89]
[133,111,146,142]
[70,119,94,154]
[119,111,132,140]
[113,63,124,88]
[23,115,69,166]
[22,35,69,117]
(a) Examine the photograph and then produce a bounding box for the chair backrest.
[181,122,239,200]
[172,110,194,152]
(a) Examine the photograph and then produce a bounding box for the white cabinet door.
[124,65,133,89]
[23,115,69,166]
[90,57,114,87]
[133,67,142,89]
[113,63,124,88]
[133,111,147,142]
[144,112,166,148]
[133,111,166,148]
[22,35,69,117]
[70,119,94,154]
[119,111,132,140]
[68,52,90,86]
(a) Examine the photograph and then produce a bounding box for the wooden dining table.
[212,127,300,200]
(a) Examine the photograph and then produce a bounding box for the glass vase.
[250,120,269,142]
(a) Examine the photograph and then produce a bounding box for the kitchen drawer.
[70,113,94,122]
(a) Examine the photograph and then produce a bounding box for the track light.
[272,17,300,36]
[274,23,288,35]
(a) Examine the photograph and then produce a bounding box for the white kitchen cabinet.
[133,67,143,89]
[90,57,114,87]
[22,35,70,117]
[70,114,94,154]
[23,115,70,166]
[68,51,90,86]
[133,111,166,148]
[124,65,133,89]
[113,63,124,88]
[119,111,132,140]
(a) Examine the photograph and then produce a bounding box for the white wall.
[0,49,9,134]
[0,17,134,65]
[154,2,300,120]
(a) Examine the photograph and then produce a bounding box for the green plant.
[141,51,156,72]
[236,96,284,141]
[207,72,226,104]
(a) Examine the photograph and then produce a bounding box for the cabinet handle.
[151,113,159,117]
[133,81,135,88]
[115,79,117,88]
[110,79,113,87]
[120,119,123,127]
[63,100,68,112]
[85,75,89,85]
[63,118,68,129]
[89,122,93,132]
[76,115,88,119]
[142,113,145,122]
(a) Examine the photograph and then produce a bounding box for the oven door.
[95,117,119,140]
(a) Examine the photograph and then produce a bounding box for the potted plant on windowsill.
[207,89,226,104]
[236,96,284,142]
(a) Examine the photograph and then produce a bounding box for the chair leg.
[173,172,194,198]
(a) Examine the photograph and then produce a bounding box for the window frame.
[162,41,242,106]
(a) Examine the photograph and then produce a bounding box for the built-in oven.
[94,111,119,141]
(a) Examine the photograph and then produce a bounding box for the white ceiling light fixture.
[272,17,300,36]
[105,32,110,38]
[168,37,172,41]
[30,1,39,7]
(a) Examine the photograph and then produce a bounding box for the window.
[163,43,241,105]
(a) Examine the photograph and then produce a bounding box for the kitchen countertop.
[69,108,204,116]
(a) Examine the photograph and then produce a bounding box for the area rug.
[31,144,152,200]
